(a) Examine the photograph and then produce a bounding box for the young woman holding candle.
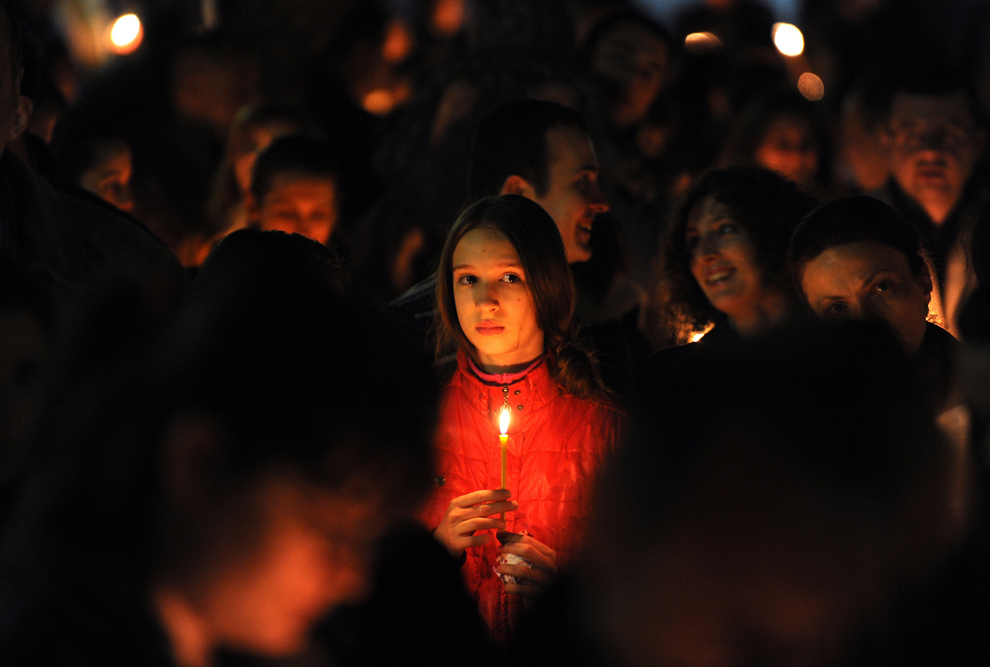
[424,194,623,646]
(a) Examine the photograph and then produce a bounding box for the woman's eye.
[823,302,848,317]
[717,223,738,235]
[456,275,477,285]
[500,273,521,284]
[874,280,893,293]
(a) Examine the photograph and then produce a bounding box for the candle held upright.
[499,405,510,519]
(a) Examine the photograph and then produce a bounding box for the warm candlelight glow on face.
[499,407,510,436]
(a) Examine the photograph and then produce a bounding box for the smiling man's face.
[529,126,609,264]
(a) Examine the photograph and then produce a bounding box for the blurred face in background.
[231,120,298,196]
[171,46,259,141]
[79,141,134,212]
[253,172,338,245]
[160,470,388,659]
[754,114,819,192]
[885,92,985,223]
[589,19,669,128]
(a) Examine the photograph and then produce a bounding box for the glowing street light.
[110,14,143,55]
[772,23,804,57]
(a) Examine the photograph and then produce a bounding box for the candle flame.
[499,407,510,436]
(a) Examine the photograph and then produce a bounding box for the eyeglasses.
[887,121,974,151]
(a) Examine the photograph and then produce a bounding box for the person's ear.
[500,174,536,198]
[160,412,226,507]
[10,95,31,140]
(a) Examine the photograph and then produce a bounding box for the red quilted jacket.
[421,350,623,646]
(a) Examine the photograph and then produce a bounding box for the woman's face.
[798,241,932,353]
[452,227,544,369]
[686,196,766,321]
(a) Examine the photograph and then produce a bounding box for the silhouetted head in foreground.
[1,230,436,664]
[582,322,959,667]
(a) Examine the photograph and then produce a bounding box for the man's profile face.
[886,92,984,220]
[0,9,20,160]
[530,126,609,264]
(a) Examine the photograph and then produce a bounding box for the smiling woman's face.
[452,227,544,370]
[685,196,766,322]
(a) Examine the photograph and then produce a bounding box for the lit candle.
[499,406,510,519]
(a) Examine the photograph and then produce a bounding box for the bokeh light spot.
[772,23,804,57]
[110,14,142,54]
[684,32,723,55]
[798,72,825,101]
[382,19,413,63]
[363,89,396,116]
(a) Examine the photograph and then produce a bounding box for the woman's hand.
[496,531,557,606]
[434,489,519,558]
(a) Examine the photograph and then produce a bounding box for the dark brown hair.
[468,100,588,200]
[788,195,929,291]
[436,195,609,401]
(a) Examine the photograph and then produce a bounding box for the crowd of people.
[1,0,990,665]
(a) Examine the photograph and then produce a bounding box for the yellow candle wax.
[499,407,510,520]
